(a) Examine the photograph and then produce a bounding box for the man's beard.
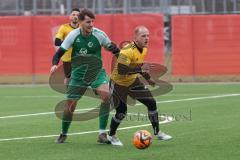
[72,21,78,24]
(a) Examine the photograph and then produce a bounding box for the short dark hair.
[71,8,80,13]
[79,8,95,20]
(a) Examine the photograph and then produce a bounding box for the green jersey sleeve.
[92,27,111,48]
[61,29,80,50]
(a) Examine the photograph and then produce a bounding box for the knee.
[100,93,110,104]
[115,106,127,121]
[102,96,110,104]
[146,98,157,111]
[67,100,77,113]
[115,112,127,121]
[64,78,70,86]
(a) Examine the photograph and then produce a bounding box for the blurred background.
[1,0,240,15]
[0,0,240,84]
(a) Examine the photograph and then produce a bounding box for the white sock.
[99,129,106,135]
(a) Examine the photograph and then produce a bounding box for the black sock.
[109,117,121,136]
[148,110,159,135]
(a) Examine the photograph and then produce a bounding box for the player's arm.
[54,38,63,46]
[118,62,154,86]
[118,63,142,75]
[140,64,156,86]
[117,52,142,75]
[118,63,151,81]
[109,42,120,72]
[52,47,67,65]
[117,52,152,80]
[106,42,120,57]
[97,29,120,56]
[50,47,66,73]
[51,30,76,73]
[55,25,65,46]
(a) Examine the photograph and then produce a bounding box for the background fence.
[1,0,240,15]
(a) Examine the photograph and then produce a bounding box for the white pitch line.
[2,93,239,98]
[0,93,239,119]
[0,82,239,88]
[155,93,240,104]
[0,94,228,98]
[0,108,94,119]
[0,112,55,118]
[172,82,240,85]
[0,116,173,142]
[0,84,49,88]
[2,95,64,98]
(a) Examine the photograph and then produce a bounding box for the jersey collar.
[133,41,144,53]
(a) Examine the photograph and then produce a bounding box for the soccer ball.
[133,130,152,149]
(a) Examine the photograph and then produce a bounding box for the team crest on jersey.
[76,38,80,43]
[79,48,87,54]
[88,42,93,48]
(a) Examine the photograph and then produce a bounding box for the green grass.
[0,83,240,160]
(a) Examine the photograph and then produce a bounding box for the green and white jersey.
[60,27,111,81]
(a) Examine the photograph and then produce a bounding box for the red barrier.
[172,15,240,75]
[0,14,164,75]
[0,17,32,75]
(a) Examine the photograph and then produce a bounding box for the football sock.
[61,111,73,135]
[109,117,121,136]
[99,102,110,130]
[148,110,159,135]
[99,129,106,135]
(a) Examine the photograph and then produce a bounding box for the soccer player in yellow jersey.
[55,8,80,85]
[108,26,172,146]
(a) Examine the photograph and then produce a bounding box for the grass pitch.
[0,83,240,160]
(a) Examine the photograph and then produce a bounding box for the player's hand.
[147,78,156,87]
[50,65,58,74]
[141,72,151,80]
[108,42,120,55]
[141,63,155,73]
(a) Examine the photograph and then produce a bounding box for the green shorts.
[67,69,109,100]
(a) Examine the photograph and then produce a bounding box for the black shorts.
[110,78,154,107]
[63,62,71,78]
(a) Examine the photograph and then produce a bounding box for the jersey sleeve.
[117,49,132,66]
[55,25,65,40]
[92,28,111,48]
[100,31,111,48]
[60,29,78,50]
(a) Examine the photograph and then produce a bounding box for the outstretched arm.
[52,47,66,66]
[117,63,142,75]
[106,42,120,57]
[117,63,155,86]
[54,38,63,46]
[50,47,66,73]
[51,29,77,73]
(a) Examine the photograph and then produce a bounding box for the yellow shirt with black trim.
[55,23,78,62]
[111,42,147,87]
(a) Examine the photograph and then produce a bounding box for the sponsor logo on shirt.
[79,48,87,54]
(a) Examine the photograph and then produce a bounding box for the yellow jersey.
[111,42,147,87]
[55,23,78,62]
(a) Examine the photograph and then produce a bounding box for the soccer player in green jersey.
[50,9,119,144]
